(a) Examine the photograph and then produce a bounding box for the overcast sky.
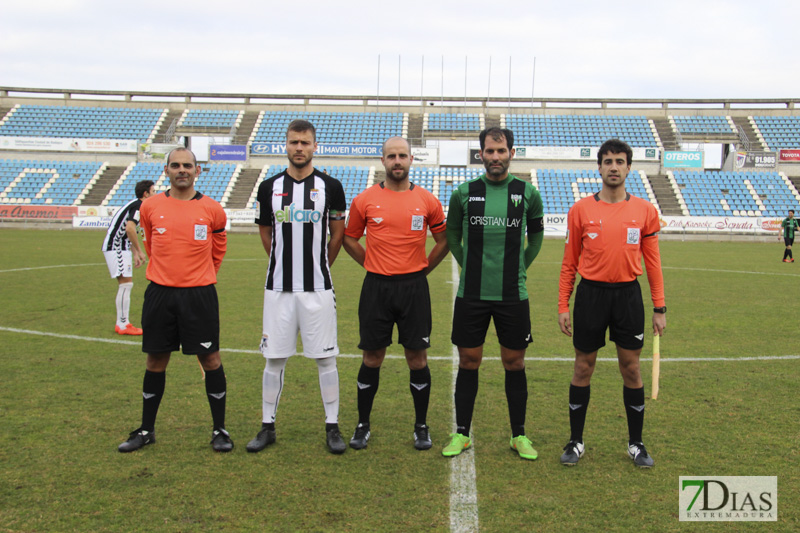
[1,0,797,101]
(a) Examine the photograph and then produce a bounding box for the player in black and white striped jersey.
[101,180,155,335]
[248,119,348,454]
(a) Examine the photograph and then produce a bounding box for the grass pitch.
[1,229,798,532]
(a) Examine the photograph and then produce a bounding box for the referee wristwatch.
[653,306,667,314]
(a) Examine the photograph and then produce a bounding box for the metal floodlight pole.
[441,55,444,106]
[376,54,381,112]
[508,56,512,114]
[420,55,424,112]
[487,56,492,103]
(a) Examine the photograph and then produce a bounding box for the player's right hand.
[558,312,572,337]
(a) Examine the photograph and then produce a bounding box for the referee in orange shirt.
[558,139,666,468]
[343,137,449,451]
[118,148,231,453]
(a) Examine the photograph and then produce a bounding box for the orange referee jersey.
[140,191,227,287]
[559,193,665,313]
[345,182,446,276]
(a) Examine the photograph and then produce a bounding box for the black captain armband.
[530,217,544,233]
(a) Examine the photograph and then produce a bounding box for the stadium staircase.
[0,106,10,121]
[648,174,683,215]
[788,176,800,194]
[484,115,502,130]
[652,118,678,151]
[233,111,260,145]
[225,168,261,209]
[407,114,424,145]
[153,110,181,143]
[374,170,386,185]
[730,116,766,151]
[82,166,125,205]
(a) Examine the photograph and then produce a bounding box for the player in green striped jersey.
[781,209,798,262]
[442,127,544,460]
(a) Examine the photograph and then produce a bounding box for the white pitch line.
[662,265,800,278]
[2,327,797,363]
[448,257,479,533]
[0,262,105,273]
[0,257,266,275]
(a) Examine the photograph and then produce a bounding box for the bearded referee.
[558,139,666,468]
[343,136,449,451]
[118,148,232,453]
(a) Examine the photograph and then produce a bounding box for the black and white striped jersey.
[255,168,346,292]
[101,198,142,252]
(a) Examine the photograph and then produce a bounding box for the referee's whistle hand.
[558,312,572,337]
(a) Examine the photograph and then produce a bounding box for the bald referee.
[343,136,449,451]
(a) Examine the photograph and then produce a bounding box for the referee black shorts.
[572,278,644,353]
[358,271,432,351]
[451,297,532,350]
[142,283,220,356]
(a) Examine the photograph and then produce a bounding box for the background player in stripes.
[780,209,798,262]
[247,120,348,455]
[343,136,449,451]
[101,179,154,335]
[118,148,232,453]
[557,138,666,468]
[442,127,544,461]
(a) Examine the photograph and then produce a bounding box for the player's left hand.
[652,313,666,336]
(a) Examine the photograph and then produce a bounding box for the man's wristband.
[653,306,667,314]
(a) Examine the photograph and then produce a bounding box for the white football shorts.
[261,289,339,359]
[103,250,133,278]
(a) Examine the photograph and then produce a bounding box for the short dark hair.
[597,139,633,166]
[166,147,197,166]
[790,210,795,214]
[287,119,316,142]
[135,180,155,199]
[479,127,514,151]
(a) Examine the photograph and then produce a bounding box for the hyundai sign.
[250,143,382,157]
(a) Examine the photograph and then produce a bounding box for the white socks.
[261,358,287,424]
[260,356,340,425]
[316,356,340,425]
[116,282,133,326]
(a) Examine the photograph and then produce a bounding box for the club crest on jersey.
[310,189,320,202]
[627,228,640,244]
[511,193,522,207]
[194,225,208,241]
